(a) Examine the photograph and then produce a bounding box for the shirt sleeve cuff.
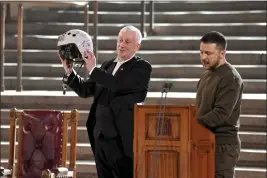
[89,67,96,76]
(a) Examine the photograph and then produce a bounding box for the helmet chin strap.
[62,60,85,95]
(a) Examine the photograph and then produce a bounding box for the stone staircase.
[1,1,266,178]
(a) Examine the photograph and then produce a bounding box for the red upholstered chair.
[0,108,78,178]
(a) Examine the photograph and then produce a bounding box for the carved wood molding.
[145,113,181,141]
[8,108,20,174]
[192,139,215,154]
[68,109,78,178]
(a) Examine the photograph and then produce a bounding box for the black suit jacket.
[63,56,152,158]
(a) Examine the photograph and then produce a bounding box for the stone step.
[1,109,266,133]
[0,140,265,168]
[4,63,266,79]
[4,49,266,65]
[22,10,266,23]
[1,91,266,115]
[5,22,267,37]
[0,142,94,162]
[234,168,266,178]
[49,1,267,12]
[1,109,265,131]
[5,35,266,51]
[3,77,266,94]
[240,115,267,131]
[1,126,264,149]
[0,159,97,175]
[239,131,267,151]
[242,141,267,150]
[237,148,267,168]
[0,159,266,178]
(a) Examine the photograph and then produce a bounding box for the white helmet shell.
[57,29,94,59]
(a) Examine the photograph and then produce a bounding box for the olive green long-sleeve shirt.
[196,62,244,145]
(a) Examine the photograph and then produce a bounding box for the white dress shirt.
[89,55,134,76]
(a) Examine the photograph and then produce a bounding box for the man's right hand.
[57,52,73,75]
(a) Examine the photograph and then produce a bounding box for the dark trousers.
[94,104,133,178]
[95,135,133,178]
[215,144,240,178]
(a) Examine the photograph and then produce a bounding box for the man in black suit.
[59,25,152,178]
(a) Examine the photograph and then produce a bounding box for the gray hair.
[120,25,142,44]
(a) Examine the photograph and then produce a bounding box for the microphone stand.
[148,83,172,178]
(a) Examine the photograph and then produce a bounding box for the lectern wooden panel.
[134,104,215,178]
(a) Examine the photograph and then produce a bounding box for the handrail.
[141,1,155,37]
[17,4,23,91]
[0,2,5,92]
[93,1,98,65]
[149,1,155,33]
[6,3,11,21]
[140,1,146,37]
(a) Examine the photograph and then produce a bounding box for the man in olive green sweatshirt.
[196,31,244,178]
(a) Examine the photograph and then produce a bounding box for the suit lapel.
[102,59,115,70]
[94,56,140,99]
[94,59,115,99]
[114,56,138,76]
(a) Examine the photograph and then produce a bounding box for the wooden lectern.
[134,104,215,178]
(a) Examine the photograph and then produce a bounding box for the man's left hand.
[83,49,96,72]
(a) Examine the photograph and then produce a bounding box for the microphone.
[166,82,173,91]
[161,82,173,93]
